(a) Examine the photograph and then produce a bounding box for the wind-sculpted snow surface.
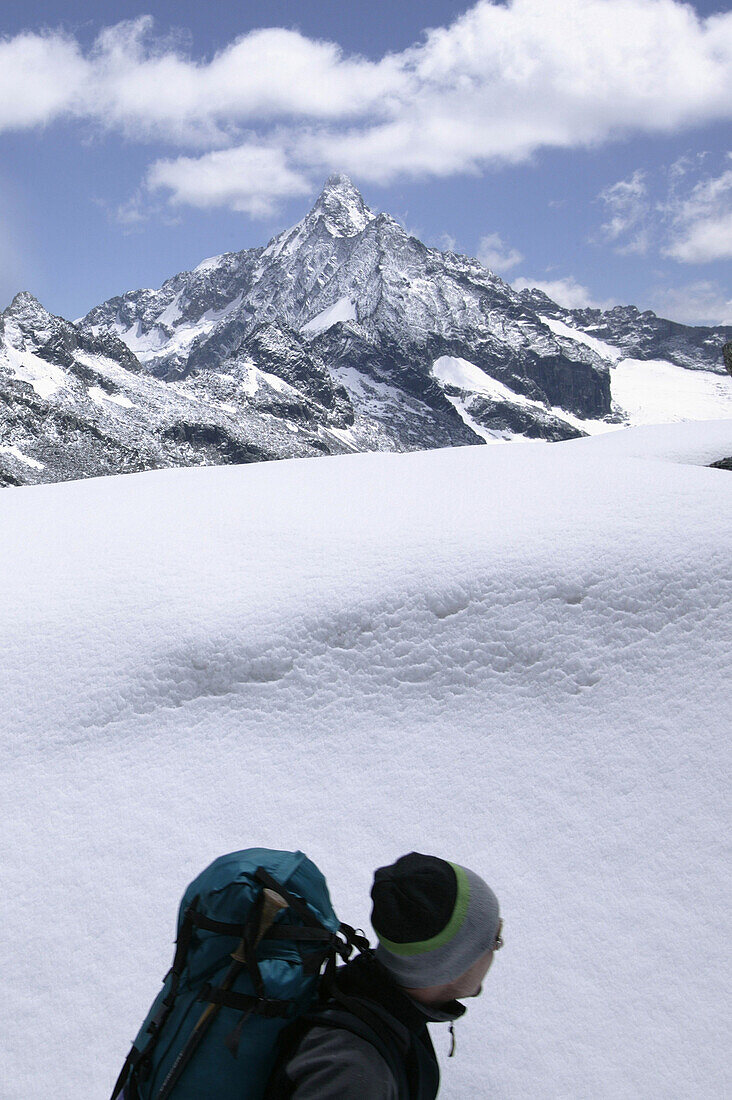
[1,423,730,1098]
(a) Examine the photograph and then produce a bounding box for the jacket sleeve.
[284,1024,400,1100]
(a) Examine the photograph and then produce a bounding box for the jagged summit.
[319,172,362,199]
[308,173,376,238]
[261,174,376,259]
[2,291,58,349]
[3,174,730,490]
[4,290,48,316]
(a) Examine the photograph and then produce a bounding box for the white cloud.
[0,31,86,130]
[666,210,732,263]
[114,190,150,227]
[595,154,732,265]
[598,170,651,254]
[146,145,310,217]
[477,232,523,272]
[296,0,732,184]
[0,17,400,144]
[649,280,732,326]
[663,157,732,263]
[511,275,611,310]
[0,3,730,220]
[0,1,729,201]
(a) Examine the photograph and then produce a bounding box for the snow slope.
[1,423,731,1098]
[610,357,732,424]
[539,315,732,427]
[300,296,357,335]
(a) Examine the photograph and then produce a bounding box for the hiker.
[269,851,502,1098]
[111,848,501,1100]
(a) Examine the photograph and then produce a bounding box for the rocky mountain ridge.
[2,175,730,487]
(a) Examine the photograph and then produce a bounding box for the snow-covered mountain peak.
[3,176,730,490]
[2,291,59,348]
[308,173,376,238]
[5,290,45,312]
[4,290,53,326]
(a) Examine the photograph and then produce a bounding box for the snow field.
[540,315,732,426]
[432,341,732,441]
[611,356,732,424]
[1,422,731,1098]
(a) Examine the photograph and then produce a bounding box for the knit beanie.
[370,852,500,988]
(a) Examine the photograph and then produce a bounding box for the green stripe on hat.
[375,863,470,956]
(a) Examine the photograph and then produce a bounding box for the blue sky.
[1,0,730,325]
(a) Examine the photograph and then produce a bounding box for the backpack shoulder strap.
[268,998,412,1099]
[310,1006,411,1096]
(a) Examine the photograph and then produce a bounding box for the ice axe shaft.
[155,888,287,1100]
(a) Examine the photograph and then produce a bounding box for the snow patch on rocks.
[0,444,45,469]
[2,343,68,399]
[540,314,624,363]
[88,386,136,409]
[301,297,357,335]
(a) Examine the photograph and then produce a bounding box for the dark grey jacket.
[286,1024,402,1099]
[273,954,464,1099]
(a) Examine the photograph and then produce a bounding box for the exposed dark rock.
[465,395,584,441]
[521,292,732,373]
[160,422,272,465]
[1,176,729,487]
[723,341,732,377]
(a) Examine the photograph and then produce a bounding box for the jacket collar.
[409,997,466,1024]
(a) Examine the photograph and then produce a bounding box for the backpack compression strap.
[109,870,367,1100]
[255,867,370,964]
[154,883,290,1100]
[109,897,200,1100]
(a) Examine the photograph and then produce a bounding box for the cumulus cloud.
[477,233,524,272]
[596,153,732,264]
[0,31,85,130]
[666,209,732,263]
[296,0,732,184]
[0,3,726,152]
[85,19,403,146]
[1,2,731,216]
[511,275,612,310]
[0,17,399,144]
[146,145,310,217]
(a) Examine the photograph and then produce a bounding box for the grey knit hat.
[370,852,500,988]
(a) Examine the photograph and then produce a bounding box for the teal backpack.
[110,848,367,1100]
